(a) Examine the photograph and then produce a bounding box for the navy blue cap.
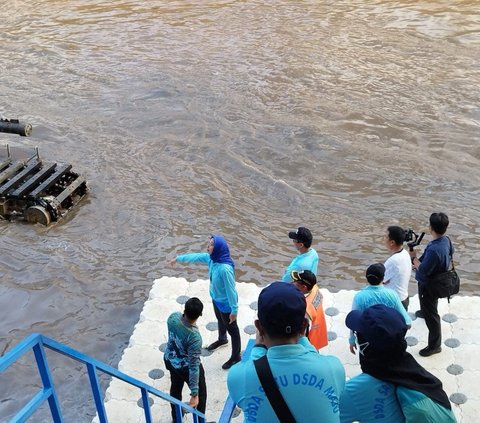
[258,282,306,337]
[288,227,312,245]
[346,304,408,354]
[291,270,317,290]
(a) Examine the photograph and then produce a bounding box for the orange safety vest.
[305,285,328,350]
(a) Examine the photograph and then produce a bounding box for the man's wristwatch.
[254,343,267,349]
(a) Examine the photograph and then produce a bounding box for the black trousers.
[419,283,441,349]
[164,359,207,423]
[213,302,241,360]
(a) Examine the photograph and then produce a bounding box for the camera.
[404,229,425,251]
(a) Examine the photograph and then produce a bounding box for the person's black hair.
[429,212,449,235]
[365,263,385,286]
[184,297,203,321]
[302,238,312,249]
[387,226,406,245]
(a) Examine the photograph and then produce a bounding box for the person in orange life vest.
[291,270,328,350]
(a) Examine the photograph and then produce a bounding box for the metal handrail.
[0,333,206,423]
[218,339,255,421]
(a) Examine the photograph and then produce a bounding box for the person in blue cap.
[171,234,241,370]
[227,282,345,422]
[340,304,456,423]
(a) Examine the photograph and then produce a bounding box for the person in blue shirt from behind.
[349,263,411,354]
[171,234,241,370]
[227,282,345,423]
[340,304,456,423]
[281,226,319,282]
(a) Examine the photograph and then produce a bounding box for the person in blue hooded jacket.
[171,235,241,370]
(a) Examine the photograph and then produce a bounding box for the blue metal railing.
[218,339,254,421]
[0,333,206,423]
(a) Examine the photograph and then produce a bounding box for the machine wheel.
[26,205,51,226]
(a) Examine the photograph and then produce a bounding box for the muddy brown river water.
[1,1,479,421]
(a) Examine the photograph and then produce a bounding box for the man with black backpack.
[410,212,454,357]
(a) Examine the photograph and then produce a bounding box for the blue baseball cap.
[346,304,408,354]
[258,282,306,337]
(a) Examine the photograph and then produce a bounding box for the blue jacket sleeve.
[176,252,210,265]
[281,258,296,282]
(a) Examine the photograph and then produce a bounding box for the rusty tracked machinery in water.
[0,118,88,225]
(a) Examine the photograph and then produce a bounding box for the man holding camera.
[383,226,412,310]
[410,212,453,357]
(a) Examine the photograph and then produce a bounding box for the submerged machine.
[0,118,88,225]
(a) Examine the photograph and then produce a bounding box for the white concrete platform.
[96,277,479,422]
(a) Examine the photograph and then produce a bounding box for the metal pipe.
[0,118,33,137]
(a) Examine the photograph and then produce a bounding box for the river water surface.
[1,1,480,421]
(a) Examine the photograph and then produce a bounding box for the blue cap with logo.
[258,282,306,337]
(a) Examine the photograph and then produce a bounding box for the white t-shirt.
[384,248,412,302]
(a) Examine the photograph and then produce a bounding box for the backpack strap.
[254,355,296,423]
[446,237,456,303]
[447,236,455,270]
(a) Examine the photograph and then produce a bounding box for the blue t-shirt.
[340,373,405,422]
[352,285,411,324]
[176,252,238,314]
[349,285,411,345]
[281,248,319,282]
[227,337,345,422]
